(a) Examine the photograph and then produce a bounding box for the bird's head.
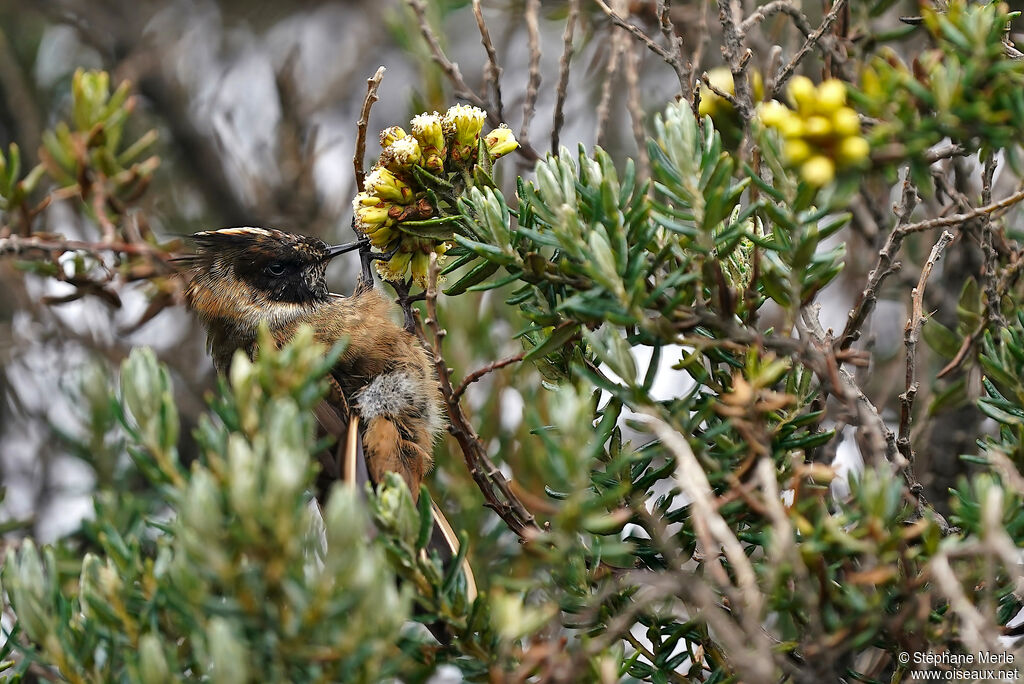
[180,227,359,332]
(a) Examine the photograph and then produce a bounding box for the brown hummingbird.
[179,227,476,609]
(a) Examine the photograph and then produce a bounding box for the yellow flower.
[444,104,486,144]
[803,116,832,140]
[411,112,444,149]
[411,112,446,172]
[445,104,487,163]
[354,191,383,207]
[784,139,812,165]
[831,107,861,138]
[759,77,869,186]
[816,80,847,114]
[387,137,422,169]
[363,167,413,204]
[364,224,395,249]
[698,67,737,119]
[352,193,392,234]
[787,76,817,114]
[484,125,519,158]
[380,126,407,148]
[758,101,790,128]
[777,116,805,139]
[410,251,430,287]
[837,136,870,165]
[377,249,413,282]
[801,156,836,186]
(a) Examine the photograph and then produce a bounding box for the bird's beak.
[324,240,365,260]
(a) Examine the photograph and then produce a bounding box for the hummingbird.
[179,227,477,615]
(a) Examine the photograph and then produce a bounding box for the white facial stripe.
[197,227,275,238]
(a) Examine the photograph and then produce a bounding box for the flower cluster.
[758,77,869,186]
[697,67,764,149]
[352,104,519,286]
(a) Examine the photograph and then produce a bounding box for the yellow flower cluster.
[758,77,869,186]
[352,104,518,286]
[697,67,764,148]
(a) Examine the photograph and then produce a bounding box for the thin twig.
[654,0,690,93]
[700,71,739,108]
[472,0,505,123]
[407,0,487,109]
[406,0,539,161]
[924,143,968,164]
[353,66,386,191]
[799,306,902,467]
[623,42,650,181]
[771,0,848,98]
[551,0,580,154]
[451,351,526,404]
[899,185,1024,235]
[838,180,919,352]
[716,0,754,122]
[689,0,710,100]
[520,0,542,146]
[740,0,810,35]
[595,0,688,94]
[0,234,173,261]
[979,155,1005,328]
[644,412,777,684]
[898,230,954,466]
[423,254,539,538]
[596,1,627,147]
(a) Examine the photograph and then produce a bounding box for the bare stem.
[472,0,505,123]
[353,66,386,191]
[423,254,539,538]
[551,0,580,154]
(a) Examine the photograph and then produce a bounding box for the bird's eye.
[264,262,287,277]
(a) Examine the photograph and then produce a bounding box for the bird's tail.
[337,415,477,644]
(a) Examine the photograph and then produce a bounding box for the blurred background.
[0,0,1015,561]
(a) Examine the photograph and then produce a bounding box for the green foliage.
[857,1,1024,180]
[39,69,158,199]
[1,332,420,683]
[10,4,1024,682]
[979,310,1024,459]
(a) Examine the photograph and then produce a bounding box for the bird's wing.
[429,498,479,602]
[313,398,477,603]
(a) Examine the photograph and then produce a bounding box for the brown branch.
[596,2,627,147]
[595,0,688,95]
[0,234,173,261]
[472,0,505,123]
[624,43,650,181]
[654,0,691,94]
[353,66,386,192]
[407,0,488,109]
[451,351,527,404]
[406,0,539,162]
[799,306,902,468]
[898,230,954,466]
[979,155,1005,328]
[770,0,848,98]
[740,1,811,35]
[689,0,710,103]
[924,143,968,164]
[838,180,919,352]
[716,0,754,122]
[519,0,542,146]
[701,71,739,109]
[899,186,1024,235]
[423,254,539,539]
[551,0,580,154]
